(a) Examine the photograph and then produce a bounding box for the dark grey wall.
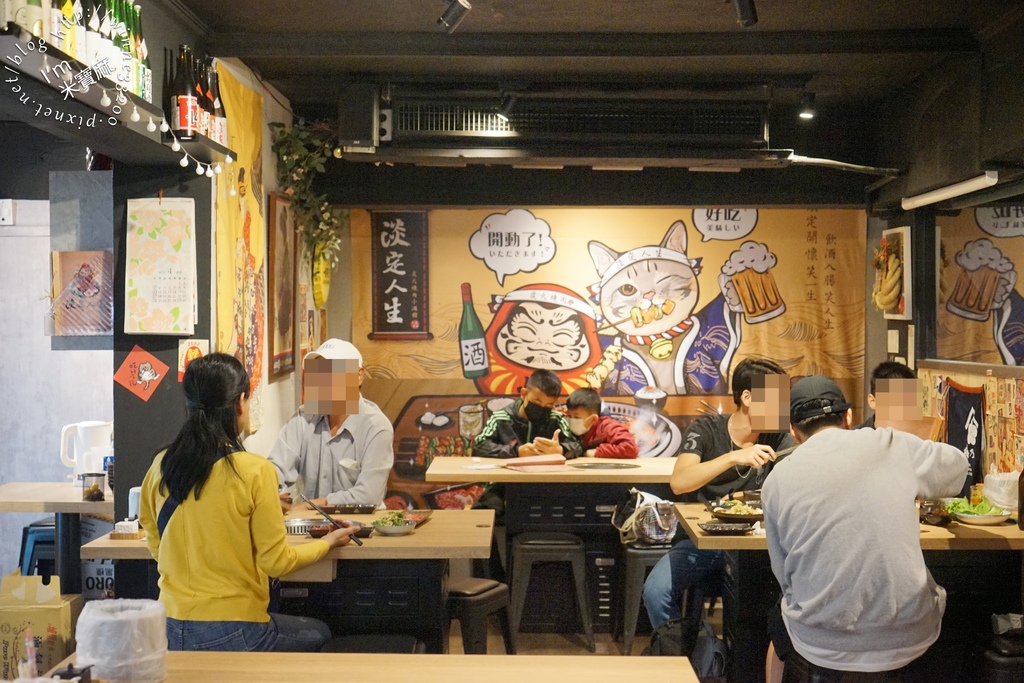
[0,123,87,199]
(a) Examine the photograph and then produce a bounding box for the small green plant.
[269,119,345,267]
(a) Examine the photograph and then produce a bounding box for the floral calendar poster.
[124,198,197,335]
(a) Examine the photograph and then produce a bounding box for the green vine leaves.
[269,119,347,268]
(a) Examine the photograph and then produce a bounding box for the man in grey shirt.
[763,375,968,681]
[268,338,394,508]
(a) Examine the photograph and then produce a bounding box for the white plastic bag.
[76,599,167,683]
[984,472,1019,512]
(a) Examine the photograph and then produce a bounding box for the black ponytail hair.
[159,353,249,502]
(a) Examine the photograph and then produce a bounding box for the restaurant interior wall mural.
[937,205,1024,366]
[349,208,866,509]
[214,67,266,431]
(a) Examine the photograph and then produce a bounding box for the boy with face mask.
[565,388,639,459]
[472,369,583,459]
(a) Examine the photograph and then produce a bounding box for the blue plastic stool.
[19,517,55,577]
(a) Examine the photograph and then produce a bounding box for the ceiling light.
[901,172,999,210]
[734,0,757,27]
[495,95,516,123]
[799,92,816,120]
[438,0,471,34]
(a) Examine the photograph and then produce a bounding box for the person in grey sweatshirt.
[762,375,968,682]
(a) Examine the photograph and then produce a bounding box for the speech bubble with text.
[975,206,1024,238]
[692,208,758,242]
[469,209,556,285]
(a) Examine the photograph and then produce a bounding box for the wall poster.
[268,192,296,380]
[369,211,431,340]
[346,207,867,510]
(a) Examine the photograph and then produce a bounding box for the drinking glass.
[459,403,484,442]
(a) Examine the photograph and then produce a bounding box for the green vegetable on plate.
[945,496,1005,516]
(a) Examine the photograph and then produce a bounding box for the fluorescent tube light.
[901,171,999,210]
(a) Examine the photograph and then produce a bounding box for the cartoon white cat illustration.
[588,220,752,395]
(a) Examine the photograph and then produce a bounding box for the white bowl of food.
[373,511,416,536]
[953,511,1012,526]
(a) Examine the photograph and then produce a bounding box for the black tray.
[698,522,754,536]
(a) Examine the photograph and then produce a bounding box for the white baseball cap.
[306,338,363,367]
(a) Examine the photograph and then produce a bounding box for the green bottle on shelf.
[458,282,489,379]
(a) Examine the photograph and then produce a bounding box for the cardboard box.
[80,516,115,601]
[0,576,83,680]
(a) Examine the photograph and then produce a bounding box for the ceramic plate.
[953,511,1012,526]
[706,500,765,523]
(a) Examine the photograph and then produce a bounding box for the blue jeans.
[166,613,332,652]
[642,538,724,627]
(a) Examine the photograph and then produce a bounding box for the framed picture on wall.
[875,225,912,320]
[268,193,297,380]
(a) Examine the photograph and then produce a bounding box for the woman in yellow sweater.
[140,353,358,651]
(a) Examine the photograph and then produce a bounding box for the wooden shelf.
[0,24,235,166]
[161,131,233,165]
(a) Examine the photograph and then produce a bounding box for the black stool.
[619,544,670,655]
[509,532,595,653]
[448,577,516,654]
[19,517,55,578]
[321,634,426,653]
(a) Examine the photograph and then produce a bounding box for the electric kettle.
[60,421,113,479]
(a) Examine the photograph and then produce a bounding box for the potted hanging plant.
[270,119,345,307]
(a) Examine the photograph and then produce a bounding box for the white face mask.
[568,417,591,436]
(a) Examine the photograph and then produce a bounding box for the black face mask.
[523,400,549,425]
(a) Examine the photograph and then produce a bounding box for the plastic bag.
[984,472,1018,512]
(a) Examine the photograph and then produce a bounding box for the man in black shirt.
[642,358,793,628]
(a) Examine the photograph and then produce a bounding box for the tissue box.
[0,576,83,680]
[80,516,115,601]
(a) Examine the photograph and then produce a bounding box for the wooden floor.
[447,604,722,656]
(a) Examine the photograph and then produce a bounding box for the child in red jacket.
[565,388,639,459]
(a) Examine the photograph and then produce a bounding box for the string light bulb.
[171,140,181,152]
[130,107,140,122]
[159,120,169,133]
[213,163,222,174]
[100,91,111,107]
[146,117,156,132]
[229,186,236,197]
[179,154,189,167]
[116,90,127,105]
[225,154,233,165]
[195,163,205,176]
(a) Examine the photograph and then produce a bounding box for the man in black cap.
[762,375,968,682]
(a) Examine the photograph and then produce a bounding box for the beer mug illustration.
[946,239,1017,322]
[719,241,786,324]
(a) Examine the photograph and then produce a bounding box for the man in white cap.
[763,375,968,682]
[269,339,394,509]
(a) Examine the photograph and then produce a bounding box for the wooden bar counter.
[53,651,701,682]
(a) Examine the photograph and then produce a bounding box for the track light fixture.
[799,92,816,120]
[438,0,471,34]
[734,0,757,27]
[496,94,517,123]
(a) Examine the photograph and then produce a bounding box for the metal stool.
[509,532,595,653]
[619,544,670,655]
[19,517,55,578]
[321,634,426,653]
[448,577,516,654]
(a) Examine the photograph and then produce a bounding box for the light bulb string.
[158,117,233,175]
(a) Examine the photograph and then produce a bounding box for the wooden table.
[0,481,114,593]
[425,456,675,483]
[674,502,1024,550]
[83,509,494,578]
[674,502,1024,683]
[85,509,494,654]
[53,650,700,682]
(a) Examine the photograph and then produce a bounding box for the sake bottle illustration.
[459,282,489,379]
